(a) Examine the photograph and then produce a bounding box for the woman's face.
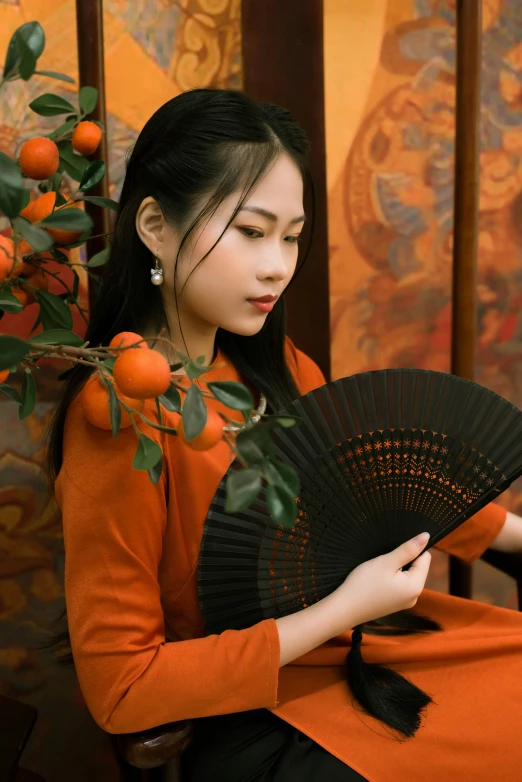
[142,153,305,346]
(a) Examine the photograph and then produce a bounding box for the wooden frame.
[242,0,331,381]
[449,0,483,600]
[75,0,110,310]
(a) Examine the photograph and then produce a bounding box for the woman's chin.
[221,317,267,337]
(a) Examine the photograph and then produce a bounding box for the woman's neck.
[141,315,218,367]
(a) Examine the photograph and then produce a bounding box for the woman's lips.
[248,299,275,313]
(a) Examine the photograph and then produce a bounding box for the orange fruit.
[0,236,21,283]
[109,332,148,351]
[72,121,102,156]
[19,137,60,180]
[113,348,171,400]
[178,408,224,451]
[81,374,144,430]
[20,203,34,221]
[17,241,33,257]
[0,368,9,384]
[21,268,48,303]
[45,204,84,246]
[11,288,30,307]
[20,191,56,223]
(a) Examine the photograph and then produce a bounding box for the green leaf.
[17,34,37,80]
[133,433,162,471]
[44,171,63,192]
[19,189,31,211]
[0,289,23,314]
[55,192,68,207]
[148,455,163,485]
[86,247,109,267]
[48,118,77,141]
[102,358,116,373]
[235,428,266,465]
[57,140,89,181]
[35,289,73,330]
[0,336,30,370]
[29,93,76,117]
[225,468,262,513]
[207,381,254,417]
[186,360,212,381]
[71,268,80,300]
[59,155,87,181]
[12,217,54,252]
[236,422,275,465]
[81,196,119,211]
[3,22,44,80]
[40,207,93,231]
[0,153,25,218]
[19,369,36,419]
[34,70,75,84]
[0,384,22,404]
[134,411,178,436]
[263,459,300,499]
[51,248,68,263]
[181,383,207,440]
[159,386,181,413]
[106,379,121,437]
[266,484,298,527]
[79,161,106,192]
[29,329,84,347]
[29,311,41,334]
[262,414,301,430]
[79,86,98,115]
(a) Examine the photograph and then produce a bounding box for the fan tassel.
[362,610,442,636]
[346,626,433,738]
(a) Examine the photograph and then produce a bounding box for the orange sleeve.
[55,398,280,735]
[433,503,507,565]
[285,337,327,395]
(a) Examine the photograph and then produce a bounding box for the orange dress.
[55,344,522,782]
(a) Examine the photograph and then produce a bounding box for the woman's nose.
[256,249,290,282]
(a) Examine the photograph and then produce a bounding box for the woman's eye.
[285,235,303,244]
[239,227,263,239]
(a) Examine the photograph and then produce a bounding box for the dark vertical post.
[75,0,110,307]
[449,0,482,600]
[241,0,331,380]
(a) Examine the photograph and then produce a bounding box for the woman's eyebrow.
[239,206,306,224]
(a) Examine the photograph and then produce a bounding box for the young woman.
[46,89,522,782]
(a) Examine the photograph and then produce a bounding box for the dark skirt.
[180,709,367,782]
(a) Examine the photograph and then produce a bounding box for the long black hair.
[45,88,314,489]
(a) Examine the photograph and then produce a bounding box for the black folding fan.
[198,369,522,738]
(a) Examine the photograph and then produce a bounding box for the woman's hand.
[327,532,432,635]
[275,532,431,667]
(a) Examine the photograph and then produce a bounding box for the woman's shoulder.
[284,336,327,395]
[60,387,166,494]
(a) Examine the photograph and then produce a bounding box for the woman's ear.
[135,197,168,255]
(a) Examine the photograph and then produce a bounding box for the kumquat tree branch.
[0,21,302,528]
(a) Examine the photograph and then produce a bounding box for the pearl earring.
[151,256,163,286]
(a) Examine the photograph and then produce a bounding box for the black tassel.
[346,626,433,738]
[362,610,442,636]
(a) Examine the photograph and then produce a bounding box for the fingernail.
[413,532,430,545]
